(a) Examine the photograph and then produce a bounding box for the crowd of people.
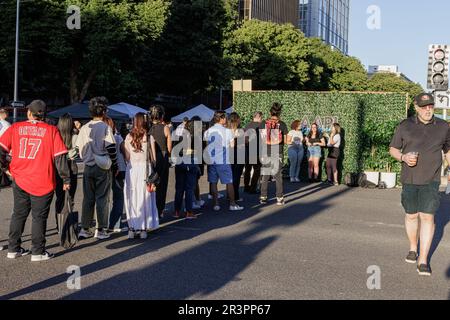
[0,98,342,261]
[1,92,448,279]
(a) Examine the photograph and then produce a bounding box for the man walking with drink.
[389,92,450,276]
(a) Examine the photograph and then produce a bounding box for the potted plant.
[378,147,399,188]
[362,120,400,187]
[363,146,380,185]
[362,120,380,185]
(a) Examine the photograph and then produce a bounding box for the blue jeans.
[288,145,304,179]
[109,172,125,230]
[175,164,199,212]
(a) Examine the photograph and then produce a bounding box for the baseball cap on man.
[414,93,435,107]
[27,100,47,116]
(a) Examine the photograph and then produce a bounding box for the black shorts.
[401,181,440,214]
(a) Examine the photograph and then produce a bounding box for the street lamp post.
[13,0,20,123]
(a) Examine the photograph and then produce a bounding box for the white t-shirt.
[328,134,341,148]
[75,120,116,166]
[0,119,11,137]
[204,123,234,165]
[288,130,304,146]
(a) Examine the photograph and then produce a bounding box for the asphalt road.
[0,168,449,300]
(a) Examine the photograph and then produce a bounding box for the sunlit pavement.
[0,168,449,300]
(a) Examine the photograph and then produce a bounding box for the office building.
[239,0,299,27]
[298,0,350,55]
[368,65,413,83]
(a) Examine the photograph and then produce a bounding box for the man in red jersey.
[0,100,70,262]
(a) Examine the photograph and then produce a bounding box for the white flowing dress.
[123,135,159,231]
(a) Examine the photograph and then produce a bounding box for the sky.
[348,0,450,90]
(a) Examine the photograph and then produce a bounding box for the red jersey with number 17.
[0,120,67,196]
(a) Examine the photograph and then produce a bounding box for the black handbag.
[57,191,79,249]
[146,133,160,188]
[0,171,12,188]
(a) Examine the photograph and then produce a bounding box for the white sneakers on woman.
[128,230,148,239]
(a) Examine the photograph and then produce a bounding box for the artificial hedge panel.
[234,91,407,180]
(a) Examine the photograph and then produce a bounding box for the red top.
[0,120,67,196]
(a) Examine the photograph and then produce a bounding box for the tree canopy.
[0,0,423,107]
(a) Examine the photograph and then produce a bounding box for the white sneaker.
[229,204,244,211]
[78,229,93,239]
[277,197,285,206]
[140,231,148,239]
[7,247,30,259]
[94,229,110,240]
[213,205,221,211]
[208,193,224,200]
[290,178,295,183]
[31,251,54,262]
[128,230,135,239]
[295,178,301,182]
[192,203,202,209]
[197,200,205,207]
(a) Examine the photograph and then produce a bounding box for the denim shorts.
[307,146,322,158]
[207,164,233,184]
[401,181,440,214]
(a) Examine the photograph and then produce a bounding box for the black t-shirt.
[245,121,262,163]
[150,123,168,154]
[390,116,450,185]
[259,119,289,156]
[307,133,323,144]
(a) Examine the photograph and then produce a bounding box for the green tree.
[0,0,169,103]
[223,19,310,90]
[144,0,231,98]
[367,72,423,96]
[304,38,368,91]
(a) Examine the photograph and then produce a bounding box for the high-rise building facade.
[239,0,299,27]
[298,0,350,55]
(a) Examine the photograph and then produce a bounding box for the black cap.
[414,93,435,107]
[27,100,47,117]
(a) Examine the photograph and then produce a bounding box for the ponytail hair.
[149,105,165,123]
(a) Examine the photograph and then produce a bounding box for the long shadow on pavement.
[429,192,450,264]
[1,182,349,300]
[62,184,349,299]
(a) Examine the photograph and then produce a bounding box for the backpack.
[344,173,377,188]
[344,173,360,187]
[265,119,282,145]
[359,174,377,189]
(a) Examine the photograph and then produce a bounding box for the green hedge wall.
[234,91,408,179]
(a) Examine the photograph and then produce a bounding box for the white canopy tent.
[225,106,233,114]
[171,104,214,123]
[108,102,148,118]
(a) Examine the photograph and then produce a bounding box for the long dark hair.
[308,123,320,139]
[130,113,149,152]
[270,102,282,118]
[57,113,74,149]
